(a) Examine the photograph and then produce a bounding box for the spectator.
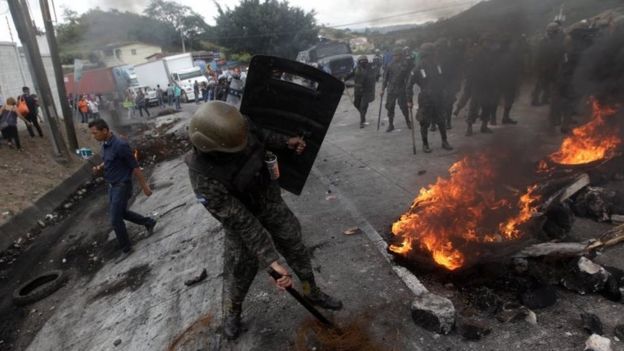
[88,97,100,119]
[135,89,150,118]
[194,80,200,104]
[200,82,208,103]
[0,97,29,150]
[156,84,165,109]
[78,95,89,123]
[174,85,182,110]
[20,87,43,137]
[123,92,136,119]
[166,84,174,107]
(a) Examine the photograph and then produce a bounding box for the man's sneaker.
[145,218,157,236]
[386,124,395,133]
[304,287,343,310]
[223,310,242,340]
[116,246,133,263]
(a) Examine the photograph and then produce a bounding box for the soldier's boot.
[423,142,432,153]
[302,283,343,310]
[223,304,242,340]
[480,120,493,134]
[502,109,517,124]
[386,116,395,132]
[465,123,473,136]
[442,140,453,151]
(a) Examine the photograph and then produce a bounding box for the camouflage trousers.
[222,185,315,313]
[385,91,410,126]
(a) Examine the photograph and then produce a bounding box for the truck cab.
[297,41,354,80]
[171,67,208,102]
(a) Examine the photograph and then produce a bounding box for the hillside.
[374,0,623,47]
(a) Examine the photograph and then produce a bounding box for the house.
[96,42,162,67]
[349,37,373,53]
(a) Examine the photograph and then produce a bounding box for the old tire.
[13,270,67,306]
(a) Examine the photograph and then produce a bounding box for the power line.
[202,1,476,41]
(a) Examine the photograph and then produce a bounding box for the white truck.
[134,53,208,102]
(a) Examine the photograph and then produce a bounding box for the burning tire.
[13,270,67,306]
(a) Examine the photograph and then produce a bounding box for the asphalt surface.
[1,87,624,351]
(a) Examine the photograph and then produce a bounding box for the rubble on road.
[410,292,456,335]
[584,334,612,351]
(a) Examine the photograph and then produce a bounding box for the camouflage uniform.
[186,125,316,314]
[531,32,564,105]
[382,56,411,130]
[353,63,376,125]
[407,55,451,150]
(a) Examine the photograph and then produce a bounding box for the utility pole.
[6,15,27,85]
[40,0,78,151]
[7,0,68,159]
[181,31,186,53]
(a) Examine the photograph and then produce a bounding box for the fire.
[390,154,540,271]
[549,98,619,165]
[133,149,140,162]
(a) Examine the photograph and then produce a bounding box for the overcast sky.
[0,0,479,43]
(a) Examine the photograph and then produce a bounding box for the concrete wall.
[0,41,62,116]
[100,43,162,67]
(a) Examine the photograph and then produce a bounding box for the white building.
[96,42,163,67]
[0,40,61,115]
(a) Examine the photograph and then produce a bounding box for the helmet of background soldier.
[546,22,561,35]
[357,55,369,64]
[189,101,248,153]
[419,42,435,57]
[393,47,403,56]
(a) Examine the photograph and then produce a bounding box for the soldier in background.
[531,23,565,106]
[352,55,376,128]
[371,49,383,82]
[498,36,522,125]
[186,102,343,340]
[465,34,500,136]
[435,37,465,130]
[381,47,412,132]
[407,43,453,153]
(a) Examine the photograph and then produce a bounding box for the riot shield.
[240,55,345,195]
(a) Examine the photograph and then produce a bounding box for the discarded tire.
[13,270,67,306]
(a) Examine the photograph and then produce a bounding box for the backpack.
[17,96,29,116]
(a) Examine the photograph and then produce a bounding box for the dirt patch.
[166,313,213,351]
[0,123,100,227]
[88,264,151,303]
[294,316,385,351]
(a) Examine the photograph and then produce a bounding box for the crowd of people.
[351,19,619,153]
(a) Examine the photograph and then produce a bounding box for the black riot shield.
[240,55,345,195]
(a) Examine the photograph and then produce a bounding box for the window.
[131,49,137,55]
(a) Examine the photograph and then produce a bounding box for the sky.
[0,0,480,43]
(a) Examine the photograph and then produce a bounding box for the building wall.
[0,41,62,118]
[101,43,162,67]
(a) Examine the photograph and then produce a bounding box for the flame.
[133,149,140,162]
[390,154,540,271]
[549,98,619,165]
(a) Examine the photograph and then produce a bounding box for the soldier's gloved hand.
[287,137,306,155]
[270,261,293,290]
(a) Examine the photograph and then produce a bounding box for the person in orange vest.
[78,95,90,123]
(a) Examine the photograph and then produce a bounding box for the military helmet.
[357,55,369,63]
[546,22,560,34]
[419,42,435,56]
[189,101,248,153]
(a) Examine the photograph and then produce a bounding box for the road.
[1,86,624,351]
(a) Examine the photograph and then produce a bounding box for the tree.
[212,0,319,59]
[144,0,209,49]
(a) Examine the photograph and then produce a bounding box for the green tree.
[212,0,319,59]
[144,0,209,49]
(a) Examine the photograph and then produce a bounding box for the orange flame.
[133,149,140,162]
[390,154,540,271]
[550,98,619,165]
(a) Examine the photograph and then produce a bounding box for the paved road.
[2,90,624,351]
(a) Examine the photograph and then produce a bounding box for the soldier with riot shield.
[187,56,345,340]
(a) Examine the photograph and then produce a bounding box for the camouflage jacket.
[186,123,290,268]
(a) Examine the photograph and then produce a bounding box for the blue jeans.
[175,96,181,110]
[108,182,151,250]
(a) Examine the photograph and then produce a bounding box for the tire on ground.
[12,270,68,306]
